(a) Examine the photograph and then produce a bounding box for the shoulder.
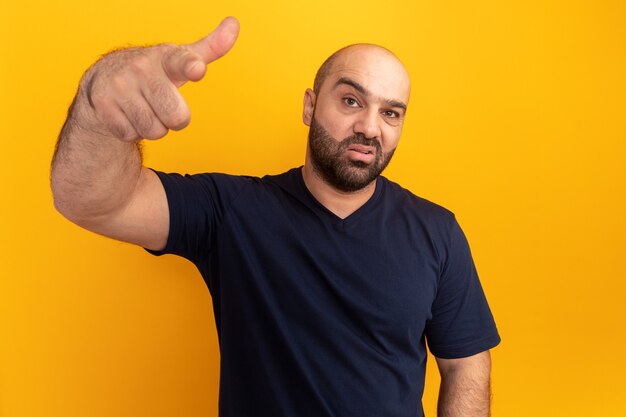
[152,168,303,205]
[379,176,456,226]
[375,177,463,261]
[152,170,262,198]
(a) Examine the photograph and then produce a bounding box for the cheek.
[315,108,356,138]
[327,123,354,141]
[382,129,402,152]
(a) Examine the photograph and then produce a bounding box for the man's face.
[307,114,395,192]
[303,45,411,192]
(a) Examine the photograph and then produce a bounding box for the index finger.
[163,17,240,85]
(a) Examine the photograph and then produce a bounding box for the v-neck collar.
[293,166,384,228]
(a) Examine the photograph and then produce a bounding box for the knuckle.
[168,109,191,131]
[161,45,197,80]
[128,54,153,76]
[144,79,190,129]
[160,43,185,62]
[147,78,175,110]
[144,125,169,140]
[108,75,130,95]
[158,43,178,55]
[123,100,154,137]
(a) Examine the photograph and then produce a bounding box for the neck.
[301,162,377,219]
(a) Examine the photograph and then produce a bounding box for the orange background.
[1,0,625,416]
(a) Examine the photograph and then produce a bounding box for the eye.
[343,97,360,107]
[383,110,400,118]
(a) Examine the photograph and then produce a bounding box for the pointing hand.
[74,17,240,141]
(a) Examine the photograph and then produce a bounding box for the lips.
[345,145,377,164]
[347,144,375,155]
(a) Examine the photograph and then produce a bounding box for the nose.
[353,108,382,140]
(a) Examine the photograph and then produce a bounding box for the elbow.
[50,174,98,227]
[50,172,74,220]
[51,184,82,226]
[50,173,69,217]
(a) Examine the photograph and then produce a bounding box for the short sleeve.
[425,216,501,359]
[145,169,249,263]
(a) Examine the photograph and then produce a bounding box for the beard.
[307,117,396,192]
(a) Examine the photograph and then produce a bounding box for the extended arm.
[435,350,492,417]
[50,17,239,250]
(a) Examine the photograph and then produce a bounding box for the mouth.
[347,145,375,155]
[345,145,377,164]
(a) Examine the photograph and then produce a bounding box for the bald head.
[313,44,410,101]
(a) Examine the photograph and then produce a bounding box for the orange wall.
[1,1,625,416]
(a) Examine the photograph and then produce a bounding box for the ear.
[302,88,316,126]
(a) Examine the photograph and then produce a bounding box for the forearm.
[51,97,143,223]
[436,351,492,417]
[50,19,239,234]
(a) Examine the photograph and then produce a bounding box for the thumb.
[183,16,240,81]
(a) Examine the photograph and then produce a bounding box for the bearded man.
[51,16,500,417]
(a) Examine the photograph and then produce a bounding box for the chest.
[212,193,443,341]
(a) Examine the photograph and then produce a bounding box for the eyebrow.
[333,76,408,112]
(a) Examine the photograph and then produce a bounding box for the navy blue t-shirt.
[148,167,500,417]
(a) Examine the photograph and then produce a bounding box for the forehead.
[321,45,411,104]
